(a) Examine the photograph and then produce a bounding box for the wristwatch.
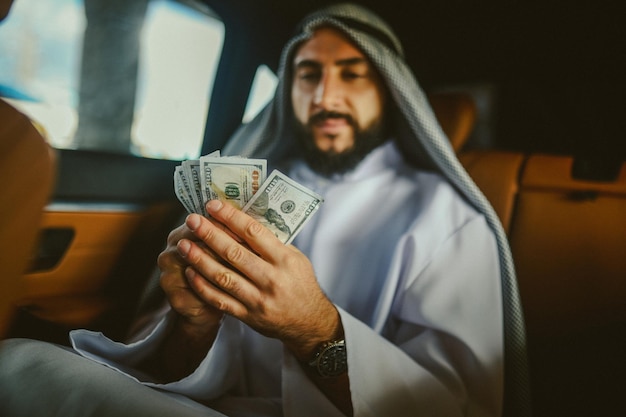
[308,339,347,378]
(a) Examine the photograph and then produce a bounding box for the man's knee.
[0,338,75,416]
[0,338,214,417]
[0,338,63,377]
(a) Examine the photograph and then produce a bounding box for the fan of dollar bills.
[174,150,324,244]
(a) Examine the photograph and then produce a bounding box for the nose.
[313,72,342,110]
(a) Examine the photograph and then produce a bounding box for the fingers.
[158,247,208,325]
[177,238,257,319]
[165,222,195,247]
[185,203,281,278]
[173,201,290,321]
[204,200,283,261]
[159,226,227,328]
[174,203,336,346]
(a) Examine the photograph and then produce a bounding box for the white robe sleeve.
[69,311,244,401]
[281,215,503,417]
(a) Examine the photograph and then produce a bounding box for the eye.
[296,69,321,82]
[342,69,367,81]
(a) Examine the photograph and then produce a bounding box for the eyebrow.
[294,57,369,69]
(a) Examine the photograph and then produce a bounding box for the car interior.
[1,0,624,416]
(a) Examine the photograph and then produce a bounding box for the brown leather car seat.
[430,91,527,234]
[508,154,626,416]
[429,91,477,153]
[459,150,526,233]
[510,154,626,334]
[0,99,56,338]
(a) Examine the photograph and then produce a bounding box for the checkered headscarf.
[224,4,530,415]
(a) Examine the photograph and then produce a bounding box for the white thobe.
[70,141,503,417]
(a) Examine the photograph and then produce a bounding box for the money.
[174,151,322,244]
[182,159,205,215]
[242,170,323,244]
[199,155,267,210]
[174,166,195,214]
[176,151,221,215]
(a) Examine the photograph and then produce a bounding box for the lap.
[0,338,226,417]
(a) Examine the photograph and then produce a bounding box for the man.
[0,3,528,417]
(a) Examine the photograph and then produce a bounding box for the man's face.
[291,27,387,156]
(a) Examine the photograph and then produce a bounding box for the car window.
[0,0,224,160]
[242,64,278,124]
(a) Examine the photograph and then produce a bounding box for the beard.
[292,110,389,177]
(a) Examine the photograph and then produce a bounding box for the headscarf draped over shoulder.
[223,4,530,416]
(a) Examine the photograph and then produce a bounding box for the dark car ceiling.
[207,0,625,160]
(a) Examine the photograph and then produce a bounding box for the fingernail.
[185,266,196,280]
[207,199,223,212]
[186,214,201,231]
[177,239,191,257]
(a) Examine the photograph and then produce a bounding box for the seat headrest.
[428,91,477,153]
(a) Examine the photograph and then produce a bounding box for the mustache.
[308,110,356,127]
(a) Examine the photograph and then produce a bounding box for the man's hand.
[147,222,224,381]
[158,222,225,334]
[159,200,352,414]
[178,199,341,360]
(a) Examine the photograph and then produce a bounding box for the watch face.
[316,341,347,378]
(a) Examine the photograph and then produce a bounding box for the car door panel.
[12,150,184,340]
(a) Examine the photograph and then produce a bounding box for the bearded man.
[0,3,529,417]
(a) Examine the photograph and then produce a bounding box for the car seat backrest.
[508,154,626,337]
[0,99,56,338]
[459,150,525,232]
[459,139,626,414]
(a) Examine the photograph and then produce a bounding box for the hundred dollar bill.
[174,166,195,214]
[242,169,323,244]
[199,155,267,210]
[186,150,220,214]
[182,159,205,215]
